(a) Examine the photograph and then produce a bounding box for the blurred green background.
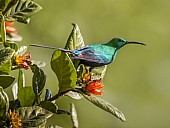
[9,0,170,127]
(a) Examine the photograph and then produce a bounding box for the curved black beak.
[126,41,146,46]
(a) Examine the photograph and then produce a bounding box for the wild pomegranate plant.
[0,0,125,127]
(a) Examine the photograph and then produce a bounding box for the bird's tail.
[30,44,74,53]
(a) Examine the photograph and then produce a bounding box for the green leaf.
[46,125,63,128]
[12,82,18,100]
[0,75,15,89]
[0,47,14,66]
[16,46,27,55]
[56,109,70,115]
[4,41,19,51]
[31,64,46,96]
[40,101,58,114]
[83,94,126,122]
[65,23,85,69]
[51,50,77,93]
[0,12,6,43]
[5,0,42,24]
[65,23,85,50]
[36,121,47,128]
[0,59,12,75]
[31,60,46,67]
[0,0,11,10]
[0,86,9,118]
[17,106,53,127]
[70,103,78,128]
[18,69,25,91]
[65,91,83,100]
[0,48,14,74]
[18,86,35,107]
[77,64,86,79]
[91,65,107,80]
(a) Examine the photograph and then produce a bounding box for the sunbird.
[30,38,145,69]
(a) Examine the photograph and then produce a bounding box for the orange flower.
[5,21,17,34]
[15,52,32,70]
[82,73,91,84]
[9,110,22,128]
[85,79,104,95]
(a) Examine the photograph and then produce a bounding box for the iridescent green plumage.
[30,37,145,68]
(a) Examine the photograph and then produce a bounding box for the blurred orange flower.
[5,21,17,34]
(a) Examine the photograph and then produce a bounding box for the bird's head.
[106,37,146,49]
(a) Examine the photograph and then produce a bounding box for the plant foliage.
[51,50,77,93]
[0,1,129,127]
[5,0,42,24]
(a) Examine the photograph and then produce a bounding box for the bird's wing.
[72,49,110,64]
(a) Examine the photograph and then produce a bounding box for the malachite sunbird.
[30,38,145,68]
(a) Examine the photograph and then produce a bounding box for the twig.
[47,90,70,101]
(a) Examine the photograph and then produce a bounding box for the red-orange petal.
[86,80,104,91]
[85,79,104,95]
[6,26,17,33]
[5,21,15,27]
[90,89,104,95]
